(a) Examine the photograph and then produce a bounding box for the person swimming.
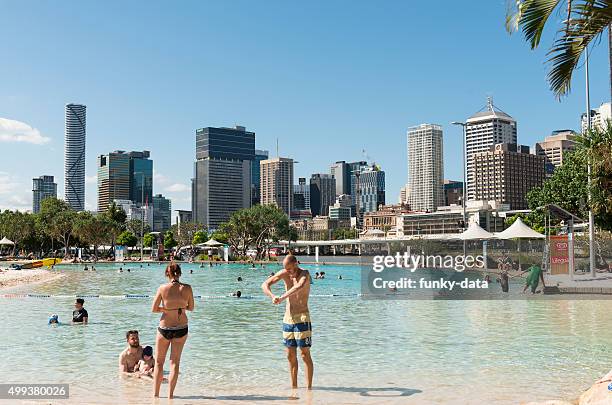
[237,276,243,282]
[48,314,59,325]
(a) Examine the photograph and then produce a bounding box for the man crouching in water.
[119,330,143,373]
[262,254,313,389]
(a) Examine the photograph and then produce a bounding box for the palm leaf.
[506,0,564,48]
[547,0,612,97]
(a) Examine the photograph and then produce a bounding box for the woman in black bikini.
[152,262,194,398]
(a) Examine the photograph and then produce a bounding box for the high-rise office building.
[114,199,153,229]
[330,161,351,196]
[32,175,57,213]
[581,102,611,132]
[192,126,255,229]
[407,124,444,212]
[465,98,517,201]
[310,173,336,217]
[473,143,545,210]
[443,180,463,206]
[329,194,352,221]
[399,184,410,205]
[251,149,269,206]
[260,157,294,216]
[153,194,172,233]
[293,178,311,211]
[351,164,385,214]
[97,151,130,212]
[535,130,578,175]
[64,103,86,211]
[128,151,153,205]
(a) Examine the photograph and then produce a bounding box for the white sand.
[0,268,64,290]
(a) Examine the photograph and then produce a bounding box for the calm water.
[1,263,611,404]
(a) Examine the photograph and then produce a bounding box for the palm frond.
[506,0,564,48]
[547,0,612,97]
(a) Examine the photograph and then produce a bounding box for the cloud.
[0,117,50,145]
[85,175,98,184]
[0,172,31,211]
[164,183,190,193]
[153,170,171,186]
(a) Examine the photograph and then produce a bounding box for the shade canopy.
[459,222,494,240]
[0,237,15,245]
[495,217,545,239]
[202,239,223,247]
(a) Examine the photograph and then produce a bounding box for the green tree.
[105,201,127,226]
[38,198,75,257]
[192,230,209,245]
[126,219,150,239]
[164,231,177,249]
[74,212,113,259]
[506,0,612,98]
[0,210,35,256]
[143,232,154,248]
[117,230,138,247]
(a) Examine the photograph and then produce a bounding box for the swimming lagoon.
[0,262,611,404]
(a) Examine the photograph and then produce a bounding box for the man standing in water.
[262,254,314,389]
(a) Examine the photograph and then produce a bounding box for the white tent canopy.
[0,237,15,245]
[202,239,223,247]
[495,217,545,239]
[459,222,494,240]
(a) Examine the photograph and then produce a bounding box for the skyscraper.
[251,149,269,206]
[581,102,611,132]
[192,126,254,229]
[310,173,336,217]
[64,103,86,211]
[32,175,57,213]
[128,150,153,205]
[293,178,311,211]
[153,194,172,233]
[465,98,517,201]
[330,161,351,196]
[351,164,385,214]
[407,124,444,212]
[260,157,294,216]
[535,130,578,175]
[473,143,545,210]
[97,151,130,212]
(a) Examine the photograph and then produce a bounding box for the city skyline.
[0,1,610,213]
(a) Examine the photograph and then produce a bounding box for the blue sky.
[0,1,609,214]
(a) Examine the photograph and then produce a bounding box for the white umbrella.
[495,217,544,239]
[459,222,494,240]
[0,237,15,245]
[495,218,544,271]
[202,239,223,247]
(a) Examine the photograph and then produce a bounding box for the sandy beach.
[0,268,64,290]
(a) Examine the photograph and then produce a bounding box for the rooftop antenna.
[276,138,279,157]
[487,96,494,112]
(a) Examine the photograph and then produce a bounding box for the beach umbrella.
[495,218,544,271]
[0,237,15,245]
[459,222,494,240]
[202,239,223,247]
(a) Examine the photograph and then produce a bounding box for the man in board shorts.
[262,254,314,389]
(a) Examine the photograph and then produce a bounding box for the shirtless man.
[261,254,314,389]
[119,330,143,373]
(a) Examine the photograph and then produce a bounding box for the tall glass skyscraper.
[351,164,385,214]
[310,173,336,216]
[128,151,153,205]
[192,126,255,229]
[153,194,172,232]
[251,149,269,206]
[97,151,130,212]
[32,175,57,213]
[64,103,86,211]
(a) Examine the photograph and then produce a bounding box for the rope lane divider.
[0,293,362,299]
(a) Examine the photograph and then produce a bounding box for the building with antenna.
[465,98,517,201]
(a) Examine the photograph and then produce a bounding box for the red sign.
[550,235,569,274]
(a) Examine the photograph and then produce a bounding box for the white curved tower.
[64,103,86,211]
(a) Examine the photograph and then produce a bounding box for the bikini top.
[167,279,185,316]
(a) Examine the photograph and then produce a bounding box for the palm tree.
[506,0,612,99]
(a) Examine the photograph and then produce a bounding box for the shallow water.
[0,263,611,404]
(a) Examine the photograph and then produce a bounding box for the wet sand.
[0,269,64,291]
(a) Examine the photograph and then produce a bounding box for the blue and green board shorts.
[283,312,312,348]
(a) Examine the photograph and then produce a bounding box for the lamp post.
[451,121,468,257]
[140,173,145,261]
[585,47,596,278]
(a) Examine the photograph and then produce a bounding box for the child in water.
[48,314,60,325]
[135,346,155,378]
